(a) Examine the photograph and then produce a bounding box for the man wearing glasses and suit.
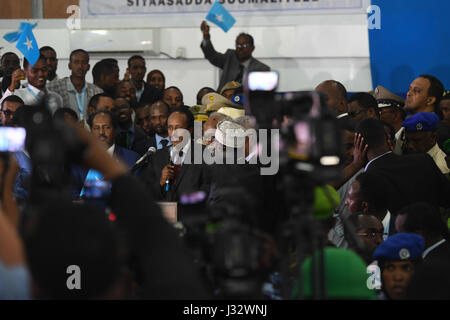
[200,20,270,92]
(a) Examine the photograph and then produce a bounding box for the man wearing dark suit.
[135,104,152,136]
[148,100,172,150]
[140,107,210,202]
[396,202,450,262]
[71,110,140,198]
[356,119,450,233]
[200,20,270,92]
[127,55,161,106]
[114,97,152,156]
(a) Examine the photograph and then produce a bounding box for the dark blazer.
[366,152,450,215]
[71,145,140,199]
[200,39,270,92]
[424,240,450,262]
[139,144,211,202]
[139,82,161,106]
[114,145,141,168]
[147,135,157,149]
[116,125,153,157]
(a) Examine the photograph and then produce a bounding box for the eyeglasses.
[357,231,385,239]
[236,43,252,49]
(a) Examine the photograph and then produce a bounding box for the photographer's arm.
[1,155,20,228]
[0,206,25,266]
[0,156,32,299]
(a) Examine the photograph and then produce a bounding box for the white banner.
[81,0,370,17]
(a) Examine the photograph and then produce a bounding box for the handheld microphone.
[165,160,174,192]
[130,146,156,172]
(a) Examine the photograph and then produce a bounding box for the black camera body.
[18,104,86,203]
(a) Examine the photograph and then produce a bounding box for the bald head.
[149,100,170,136]
[315,80,348,115]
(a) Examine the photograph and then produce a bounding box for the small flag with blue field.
[206,1,236,33]
[3,22,39,67]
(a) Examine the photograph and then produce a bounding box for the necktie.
[118,131,130,149]
[160,139,169,149]
[235,65,244,83]
[173,151,183,185]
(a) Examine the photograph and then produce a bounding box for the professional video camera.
[14,103,86,204]
[177,184,274,299]
[243,71,347,299]
[244,71,344,182]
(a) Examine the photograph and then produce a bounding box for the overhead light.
[91,30,108,35]
[141,41,152,45]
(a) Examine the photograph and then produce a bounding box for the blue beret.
[402,112,439,132]
[373,233,425,261]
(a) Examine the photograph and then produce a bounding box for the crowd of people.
[0,20,449,300]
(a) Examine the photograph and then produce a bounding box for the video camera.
[244,71,347,299]
[177,187,271,299]
[244,71,344,182]
[14,104,87,203]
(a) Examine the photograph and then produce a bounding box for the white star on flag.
[24,37,33,50]
[215,14,224,22]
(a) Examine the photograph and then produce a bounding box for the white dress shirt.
[0,84,62,114]
[427,143,450,174]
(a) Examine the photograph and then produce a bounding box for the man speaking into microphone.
[139,107,211,202]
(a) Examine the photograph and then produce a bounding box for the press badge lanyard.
[71,82,86,118]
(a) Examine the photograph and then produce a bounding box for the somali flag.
[206,1,236,33]
[3,22,39,67]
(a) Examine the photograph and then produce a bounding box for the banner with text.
[81,0,370,17]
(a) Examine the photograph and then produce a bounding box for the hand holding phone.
[8,69,25,92]
[0,127,26,152]
[247,71,279,91]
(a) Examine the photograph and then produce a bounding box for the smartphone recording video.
[0,127,26,152]
[247,71,279,91]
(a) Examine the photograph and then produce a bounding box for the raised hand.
[200,20,210,40]
[160,164,175,186]
[352,133,368,169]
[9,68,25,92]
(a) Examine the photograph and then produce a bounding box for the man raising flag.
[201,2,270,92]
[1,22,62,114]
